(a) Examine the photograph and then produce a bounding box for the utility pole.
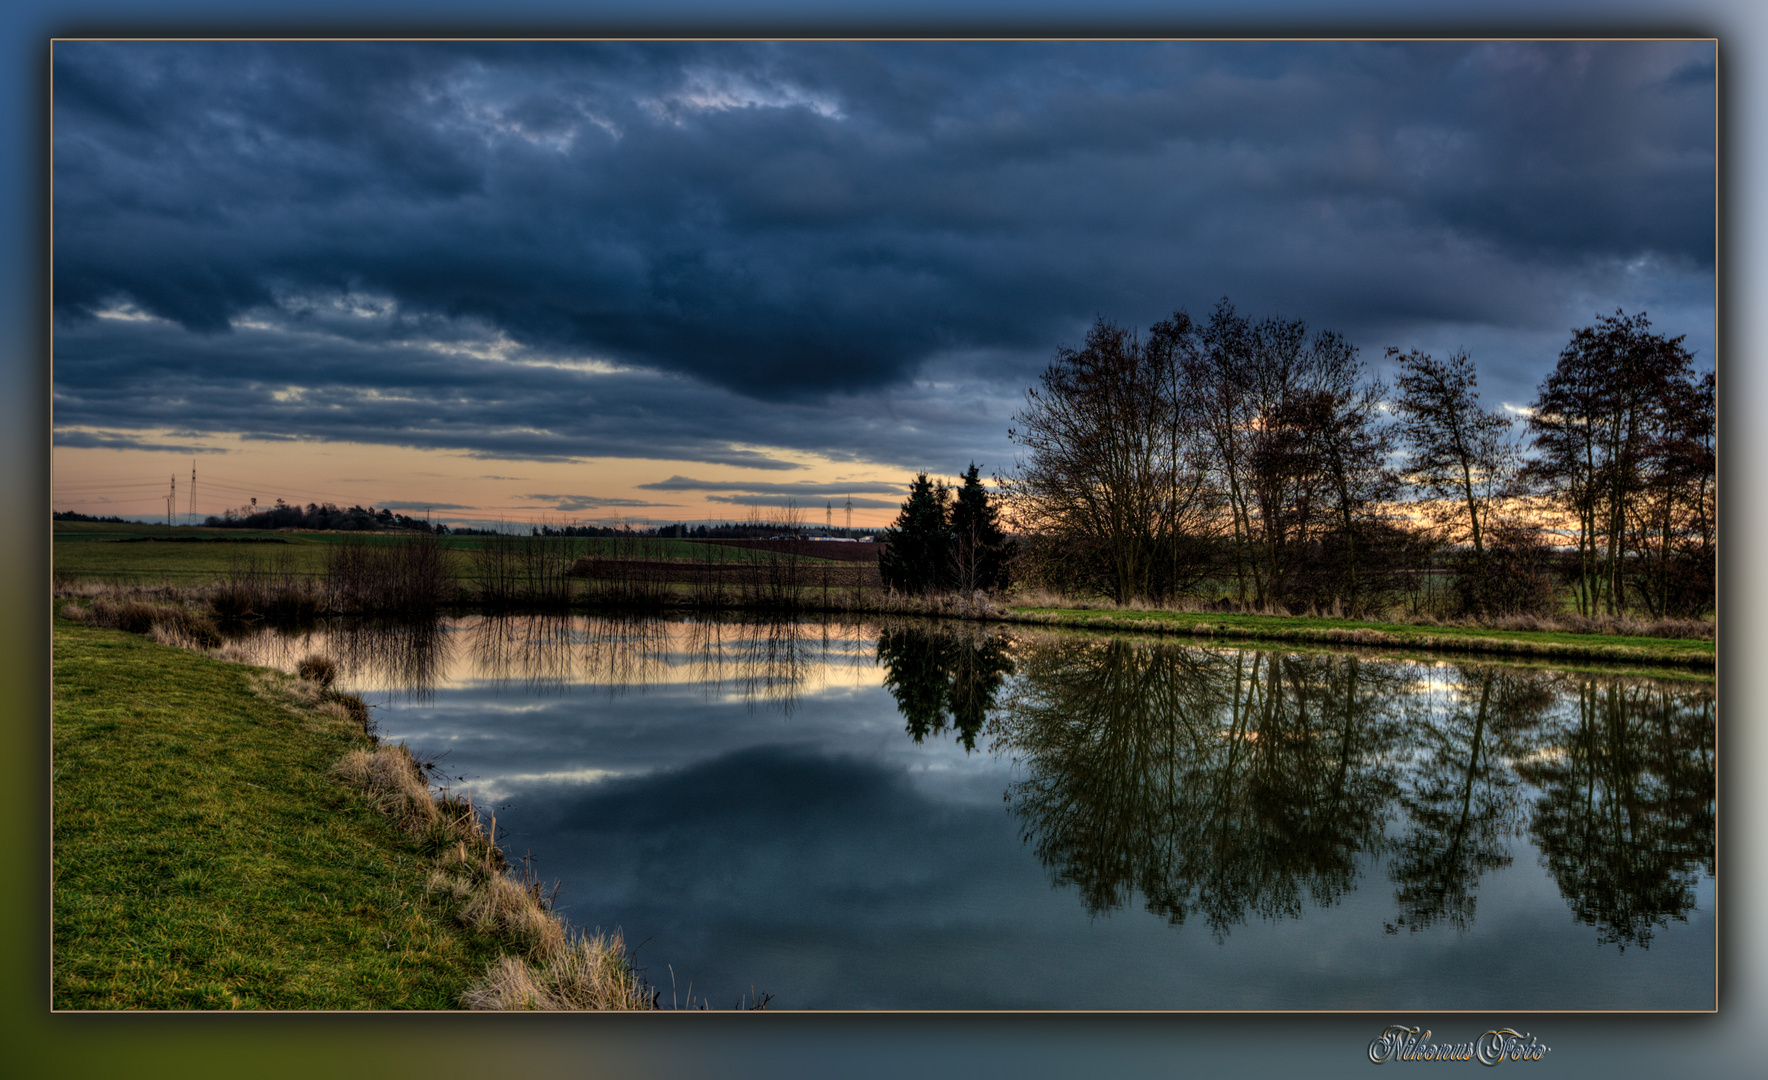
[168,475,175,528]
[188,460,196,526]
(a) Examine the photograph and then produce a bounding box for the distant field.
[52,521,847,583]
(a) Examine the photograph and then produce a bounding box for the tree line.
[898,300,1711,619]
[205,499,440,533]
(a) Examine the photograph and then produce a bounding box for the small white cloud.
[646,68,844,123]
[93,303,165,323]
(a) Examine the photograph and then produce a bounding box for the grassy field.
[52,612,513,1008]
[52,520,812,583]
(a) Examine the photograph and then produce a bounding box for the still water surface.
[230,614,1715,1010]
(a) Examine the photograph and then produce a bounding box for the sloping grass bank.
[52,613,652,1009]
[999,605,1716,670]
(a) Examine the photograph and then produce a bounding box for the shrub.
[296,653,340,688]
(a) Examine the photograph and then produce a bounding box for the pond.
[226,614,1715,1010]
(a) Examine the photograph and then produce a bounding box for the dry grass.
[63,595,224,648]
[52,579,192,604]
[332,744,446,840]
[333,742,653,1009]
[861,588,1007,620]
[460,933,654,1011]
[296,653,340,687]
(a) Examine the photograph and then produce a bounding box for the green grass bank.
[998,605,1716,671]
[53,613,518,1009]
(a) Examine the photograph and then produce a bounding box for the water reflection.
[876,623,1014,751]
[1518,682,1715,950]
[1387,665,1551,934]
[223,612,875,714]
[989,632,1714,948]
[226,617,453,703]
[993,641,1405,936]
[219,614,1714,961]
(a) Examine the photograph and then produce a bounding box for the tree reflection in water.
[221,615,1713,950]
[1517,680,1715,950]
[321,617,450,704]
[876,623,1014,751]
[1386,664,1554,934]
[991,637,1406,936]
[974,630,1713,945]
[466,612,579,695]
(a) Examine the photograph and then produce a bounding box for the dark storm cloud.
[52,40,1713,468]
[638,475,905,495]
[53,429,227,454]
[518,492,676,512]
[707,493,900,509]
[50,303,1015,470]
[375,500,471,511]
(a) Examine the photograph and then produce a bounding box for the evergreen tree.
[949,463,1009,592]
[879,473,951,593]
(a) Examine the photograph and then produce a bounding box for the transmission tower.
[188,460,196,526]
[167,474,175,527]
[826,501,832,534]
[845,496,852,533]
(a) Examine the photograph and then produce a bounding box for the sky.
[50,39,1716,530]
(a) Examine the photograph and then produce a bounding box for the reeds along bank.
[209,549,322,621]
[470,532,577,610]
[324,533,453,615]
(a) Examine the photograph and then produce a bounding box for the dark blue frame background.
[8,4,1757,1079]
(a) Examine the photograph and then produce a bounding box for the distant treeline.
[205,500,439,533]
[53,511,137,524]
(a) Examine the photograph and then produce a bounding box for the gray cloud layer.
[53,41,1714,475]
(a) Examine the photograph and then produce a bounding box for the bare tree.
[1158,300,1390,610]
[1004,319,1206,604]
[1525,311,1699,616]
[1390,347,1517,616]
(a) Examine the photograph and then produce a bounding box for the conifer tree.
[879,473,951,593]
[949,463,1009,592]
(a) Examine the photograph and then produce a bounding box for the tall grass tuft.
[332,744,452,841]
[296,653,339,687]
[460,933,654,1011]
